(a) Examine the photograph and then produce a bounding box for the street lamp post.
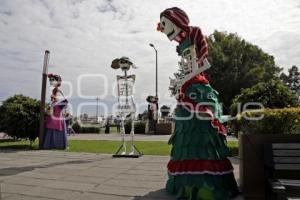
[149,43,158,132]
[95,97,100,122]
[149,43,158,99]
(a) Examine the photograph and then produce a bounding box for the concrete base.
[112,154,142,158]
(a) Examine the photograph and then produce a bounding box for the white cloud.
[0,0,299,115]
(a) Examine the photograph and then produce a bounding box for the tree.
[230,79,299,115]
[0,95,41,142]
[206,31,282,113]
[280,65,300,97]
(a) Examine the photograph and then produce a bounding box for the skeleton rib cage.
[117,74,136,113]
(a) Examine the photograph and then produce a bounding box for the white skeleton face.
[49,78,61,87]
[159,16,181,41]
[119,60,131,71]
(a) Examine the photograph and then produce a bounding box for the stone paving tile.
[34,167,83,176]
[104,179,165,189]
[29,187,81,200]
[95,159,144,169]
[3,176,50,187]
[50,164,95,170]
[78,167,128,179]
[3,176,97,192]
[94,162,140,170]
[43,180,97,192]
[125,169,166,176]
[59,174,108,185]
[2,194,56,200]
[115,173,167,182]
[92,184,154,196]
[133,164,166,171]
[0,192,12,199]
[18,171,65,180]
[1,183,37,196]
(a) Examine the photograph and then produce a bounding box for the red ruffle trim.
[168,159,233,175]
[181,74,209,92]
[211,119,227,135]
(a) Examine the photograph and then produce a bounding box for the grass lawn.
[0,139,238,156]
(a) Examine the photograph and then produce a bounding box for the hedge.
[72,122,100,133]
[72,121,146,134]
[230,107,300,135]
[125,121,146,134]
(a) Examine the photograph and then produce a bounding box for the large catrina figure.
[157,7,239,199]
[43,74,68,150]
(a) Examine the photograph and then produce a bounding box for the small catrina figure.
[43,73,68,149]
[157,7,239,199]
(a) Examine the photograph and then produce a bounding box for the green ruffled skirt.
[167,106,239,200]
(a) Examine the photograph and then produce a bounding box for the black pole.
[149,43,159,134]
[96,97,100,121]
[39,50,50,149]
[155,49,158,124]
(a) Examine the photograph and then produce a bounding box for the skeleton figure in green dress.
[157,7,239,200]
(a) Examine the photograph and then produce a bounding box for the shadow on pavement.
[133,189,174,200]
[0,159,92,176]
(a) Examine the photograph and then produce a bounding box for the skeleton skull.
[159,16,182,41]
[119,59,131,71]
[113,57,136,71]
[49,76,61,87]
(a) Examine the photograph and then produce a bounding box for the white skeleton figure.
[159,17,211,97]
[111,57,140,156]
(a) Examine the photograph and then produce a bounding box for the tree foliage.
[280,65,300,97]
[230,79,299,115]
[0,95,40,141]
[206,31,282,113]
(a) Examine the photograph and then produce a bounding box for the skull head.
[48,74,62,87]
[159,16,182,41]
[119,59,131,71]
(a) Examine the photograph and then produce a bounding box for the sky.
[0,0,300,116]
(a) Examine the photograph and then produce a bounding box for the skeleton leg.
[129,112,135,155]
[120,115,126,155]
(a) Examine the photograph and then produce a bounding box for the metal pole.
[155,49,158,99]
[39,50,50,149]
[95,97,100,121]
[149,43,159,134]
[155,49,158,124]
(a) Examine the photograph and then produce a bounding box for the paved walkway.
[0,132,238,142]
[0,151,243,200]
[68,133,238,142]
